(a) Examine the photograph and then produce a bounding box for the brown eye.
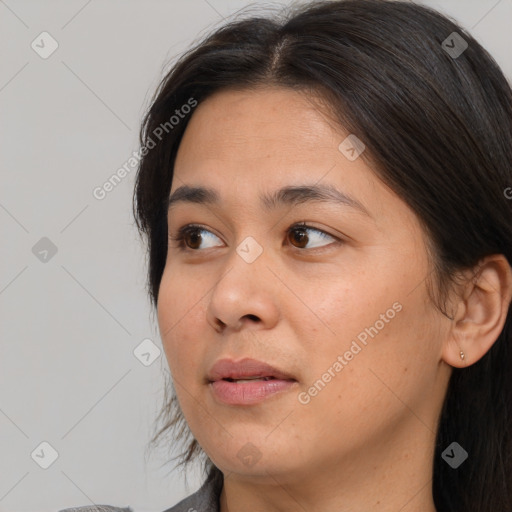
[170,225,223,251]
[287,224,337,250]
[288,226,309,248]
[183,228,202,249]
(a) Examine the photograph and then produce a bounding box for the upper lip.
[207,358,297,382]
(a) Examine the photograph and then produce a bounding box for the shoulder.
[58,507,133,512]
[162,470,224,512]
[58,471,223,512]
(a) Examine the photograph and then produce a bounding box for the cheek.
[306,267,401,353]
[300,262,437,407]
[157,268,205,377]
[312,244,430,354]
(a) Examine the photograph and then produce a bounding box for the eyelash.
[169,222,341,253]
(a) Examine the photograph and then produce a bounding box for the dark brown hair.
[133,1,512,509]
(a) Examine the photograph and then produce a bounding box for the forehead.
[175,86,344,166]
[173,87,374,197]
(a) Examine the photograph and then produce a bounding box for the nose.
[206,241,281,334]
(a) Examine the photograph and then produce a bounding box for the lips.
[207,357,298,405]
[207,358,296,383]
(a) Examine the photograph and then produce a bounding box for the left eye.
[170,223,338,251]
[286,223,337,249]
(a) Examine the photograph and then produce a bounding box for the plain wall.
[1,0,510,511]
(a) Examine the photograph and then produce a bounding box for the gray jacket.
[58,471,223,512]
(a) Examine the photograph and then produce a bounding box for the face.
[157,86,451,484]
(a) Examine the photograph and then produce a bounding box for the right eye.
[169,224,224,251]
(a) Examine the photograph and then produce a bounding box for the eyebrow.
[167,183,372,218]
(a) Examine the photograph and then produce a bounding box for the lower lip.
[209,378,297,405]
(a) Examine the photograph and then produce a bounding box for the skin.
[157,86,512,512]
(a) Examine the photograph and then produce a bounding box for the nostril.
[212,319,225,333]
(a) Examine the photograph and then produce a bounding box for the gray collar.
[162,470,223,512]
[58,471,224,512]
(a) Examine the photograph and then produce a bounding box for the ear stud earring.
[460,350,465,360]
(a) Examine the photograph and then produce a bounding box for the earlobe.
[442,254,512,369]
[443,319,471,369]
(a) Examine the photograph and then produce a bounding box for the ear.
[442,254,512,368]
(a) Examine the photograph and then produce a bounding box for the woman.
[60,0,512,511]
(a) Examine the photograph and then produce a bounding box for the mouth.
[207,357,297,383]
[209,377,297,405]
[207,357,298,405]
[221,376,278,383]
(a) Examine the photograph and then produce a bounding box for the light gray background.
[1,1,510,511]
